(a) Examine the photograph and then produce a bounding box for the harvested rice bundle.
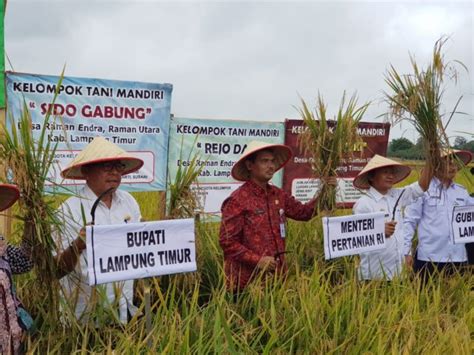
[298,93,368,213]
[384,38,466,171]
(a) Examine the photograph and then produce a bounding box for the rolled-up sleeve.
[284,193,316,221]
[403,198,423,256]
[219,197,261,267]
[54,202,82,254]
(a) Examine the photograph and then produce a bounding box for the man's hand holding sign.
[86,219,196,285]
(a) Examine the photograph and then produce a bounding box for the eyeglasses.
[99,162,127,173]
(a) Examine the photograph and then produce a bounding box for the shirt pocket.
[426,196,443,207]
[393,207,402,221]
[244,208,266,228]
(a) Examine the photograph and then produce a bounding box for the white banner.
[323,212,386,259]
[86,219,196,285]
[452,205,474,244]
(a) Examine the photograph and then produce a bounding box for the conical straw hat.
[440,148,472,165]
[0,184,20,212]
[231,141,292,181]
[353,154,411,190]
[61,137,144,179]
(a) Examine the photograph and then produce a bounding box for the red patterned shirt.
[219,180,316,290]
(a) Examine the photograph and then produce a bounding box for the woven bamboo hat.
[353,154,411,190]
[440,148,472,165]
[61,137,144,180]
[231,141,292,181]
[0,184,20,212]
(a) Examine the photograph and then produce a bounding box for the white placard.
[290,178,364,204]
[191,182,242,214]
[451,205,474,244]
[86,218,196,285]
[323,212,386,259]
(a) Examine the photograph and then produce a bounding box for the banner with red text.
[283,120,390,207]
[6,72,172,191]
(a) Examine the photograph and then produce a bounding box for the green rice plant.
[298,92,369,213]
[384,37,467,172]
[0,73,69,321]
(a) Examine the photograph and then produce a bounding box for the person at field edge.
[0,184,34,354]
[54,137,143,324]
[466,167,474,265]
[352,155,433,281]
[219,141,337,291]
[403,149,473,281]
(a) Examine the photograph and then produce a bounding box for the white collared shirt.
[56,185,141,323]
[353,182,424,280]
[403,178,472,263]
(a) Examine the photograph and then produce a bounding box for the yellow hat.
[353,154,411,190]
[0,184,20,212]
[231,141,292,181]
[61,137,144,180]
[440,148,472,165]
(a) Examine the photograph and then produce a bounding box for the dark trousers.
[414,257,468,284]
[465,243,474,265]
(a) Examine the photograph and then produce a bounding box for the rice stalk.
[384,37,467,172]
[167,136,205,219]
[298,92,368,213]
[0,72,68,322]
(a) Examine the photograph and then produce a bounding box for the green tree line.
[387,136,474,160]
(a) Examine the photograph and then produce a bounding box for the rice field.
[11,164,474,353]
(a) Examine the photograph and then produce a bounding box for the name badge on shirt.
[454,198,465,206]
[279,209,286,238]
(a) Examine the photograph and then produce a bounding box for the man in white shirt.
[352,155,432,280]
[403,149,473,281]
[55,137,144,324]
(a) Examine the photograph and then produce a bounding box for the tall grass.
[14,167,473,353]
[0,79,68,322]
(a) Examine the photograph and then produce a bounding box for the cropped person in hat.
[403,149,473,280]
[466,167,474,265]
[352,155,433,280]
[219,141,337,291]
[54,137,143,324]
[0,184,34,354]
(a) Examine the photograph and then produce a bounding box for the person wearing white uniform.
[352,155,432,280]
[55,137,144,324]
[403,149,473,280]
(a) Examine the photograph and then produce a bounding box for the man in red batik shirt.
[219,141,336,291]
